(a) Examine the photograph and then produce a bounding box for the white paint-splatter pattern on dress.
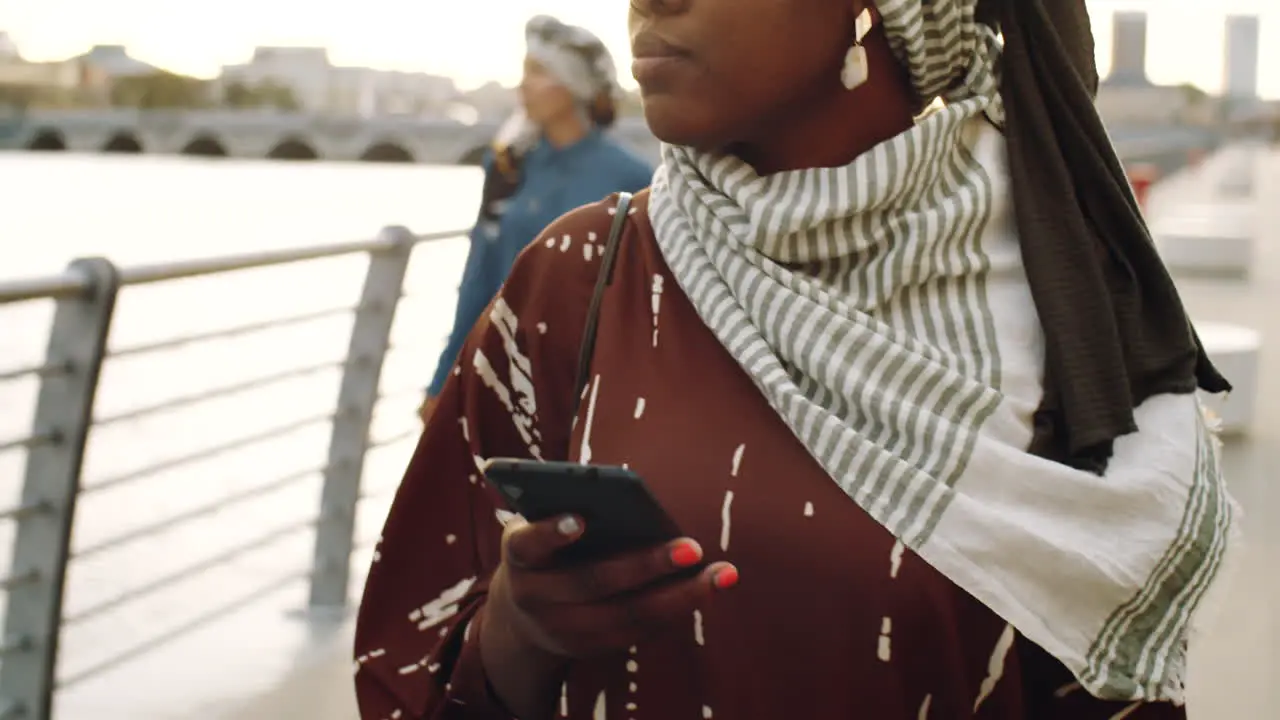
[877,616,892,662]
[488,298,540,453]
[406,576,476,632]
[578,374,602,465]
[472,345,542,459]
[1054,681,1081,698]
[472,350,511,410]
[650,274,664,347]
[693,609,705,645]
[890,540,905,579]
[973,623,1016,711]
[353,647,386,673]
[720,490,734,552]
[730,444,745,476]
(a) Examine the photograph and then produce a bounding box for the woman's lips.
[631,31,692,86]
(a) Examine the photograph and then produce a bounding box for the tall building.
[1106,11,1149,86]
[1223,15,1260,100]
[0,31,21,61]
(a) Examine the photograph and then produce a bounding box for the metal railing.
[0,226,464,718]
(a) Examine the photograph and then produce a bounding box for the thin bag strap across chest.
[572,192,633,418]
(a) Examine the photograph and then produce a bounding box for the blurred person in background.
[366,0,1236,719]
[420,15,653,421]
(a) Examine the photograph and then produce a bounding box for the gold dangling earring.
[841,7,874,90]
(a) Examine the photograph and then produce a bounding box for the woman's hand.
[479,514,738,718]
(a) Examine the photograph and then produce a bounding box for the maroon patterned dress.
[353,192,1186,719]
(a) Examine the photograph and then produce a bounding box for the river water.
[0,153,481,718]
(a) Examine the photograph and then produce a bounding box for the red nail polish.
[670,542,701,568]
[714,566,739,590]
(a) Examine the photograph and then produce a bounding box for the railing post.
[308,227,415,612]
[0,258,119,719]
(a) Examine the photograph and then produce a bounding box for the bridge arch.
[102,131,144,153]
[27,128,66,151]
[359,141,414,163]
[266,137,319,161]
[180,134,228,157]
[458,144,489,166]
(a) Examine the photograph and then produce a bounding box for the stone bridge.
[0,109,660,165]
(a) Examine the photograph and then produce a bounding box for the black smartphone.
[480,458,689,565]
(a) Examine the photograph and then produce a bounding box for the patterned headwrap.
[492,16,619,167]
[525,15,619,120]
[477,16,621,239]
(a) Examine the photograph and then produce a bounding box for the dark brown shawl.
[983,0,1230,471]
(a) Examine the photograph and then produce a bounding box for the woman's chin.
[641,97,724,152]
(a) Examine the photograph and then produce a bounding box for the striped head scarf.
[647,0,1237,704]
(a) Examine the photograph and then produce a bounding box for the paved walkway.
[192,146,1280,720]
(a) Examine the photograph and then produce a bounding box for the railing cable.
[0,570,39,593]
[62,515,319,626]
[0,430,59,456]
[81,411,335,495]
[0,360,70,385]
[57,568,312,690]
[92,359,349,428]
[0,500,49,524]
[75,466,325,560]
[108,304,356,359]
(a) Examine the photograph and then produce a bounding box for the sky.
[0,0,1277,97]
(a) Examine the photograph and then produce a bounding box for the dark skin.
[630,0,915,174]
[479,1,918,718]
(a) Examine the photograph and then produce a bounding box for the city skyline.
[2,0,1278,97]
